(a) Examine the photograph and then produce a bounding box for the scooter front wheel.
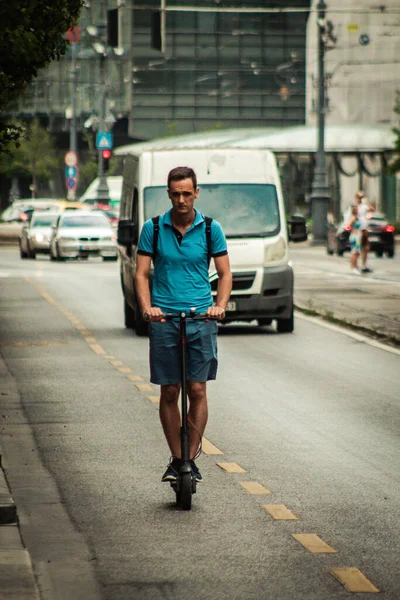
[178,472,192,511]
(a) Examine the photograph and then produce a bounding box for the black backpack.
[151,215,213,266]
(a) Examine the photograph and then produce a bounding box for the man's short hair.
[168,166,197,190]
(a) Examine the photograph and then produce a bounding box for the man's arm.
[135,254,164,321]
[206,254,232,319]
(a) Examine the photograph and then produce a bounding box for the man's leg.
[159,384,181,458]
[187,381,208,459]
[361,231,370,269]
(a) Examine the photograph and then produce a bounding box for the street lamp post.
[96,78,110,202]
[310,0,330,245]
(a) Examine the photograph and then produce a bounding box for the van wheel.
[276,310,294,333]
[124,298,135,329]
[135,310,149,337]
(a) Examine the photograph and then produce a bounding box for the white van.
[79,176,122,209]
[117,148,307,335]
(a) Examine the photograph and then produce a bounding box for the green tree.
[0,120,59,197]
[0,0,83,151]
[389,90,400,174]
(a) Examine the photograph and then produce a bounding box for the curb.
[0,454,18,525]
[294,303,400,348]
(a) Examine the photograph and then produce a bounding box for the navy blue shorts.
[149,320,218,385]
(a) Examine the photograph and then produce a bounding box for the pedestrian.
[354,191,373,273]
[348,204,361,274]
[134,166,232,483]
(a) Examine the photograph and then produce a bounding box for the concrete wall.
[306,0,400,215]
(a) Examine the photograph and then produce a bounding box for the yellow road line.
[329,567,379,593]
[239,481,270,495]
[84,337,96,343]
[80,331,92,336]
[217,462,247,473]
[110,361,124,366]
[262,504,298,520]
[147,395,160,403]
[127,375,144,382]
[292,534,337,553]
[136,383,154,392]
[104,355,115,359]
[118,367,132,373]
[89,344,106,355]
[202,438,223,455]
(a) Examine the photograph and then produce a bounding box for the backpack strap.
[204,216,213,266]
[152,216,160,261]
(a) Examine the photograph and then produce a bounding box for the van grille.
[210,271,256,292]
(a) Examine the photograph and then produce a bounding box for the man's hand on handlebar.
[143,307,166,322]
[206,305,226,320]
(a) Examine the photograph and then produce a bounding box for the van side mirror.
[287,215,308,243]
[117,219,137,246]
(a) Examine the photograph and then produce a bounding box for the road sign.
[96,132,113,150]
[65,166,77,179]
[65,151,78,167]
[66,177,77,190]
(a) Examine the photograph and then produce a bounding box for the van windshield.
[143,184,280,237]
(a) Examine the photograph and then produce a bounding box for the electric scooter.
[164,308,213,511]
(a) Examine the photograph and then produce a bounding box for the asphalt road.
[0,248,399,600]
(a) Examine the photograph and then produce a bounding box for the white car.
[19,211,60,258]
[49,211,117,261]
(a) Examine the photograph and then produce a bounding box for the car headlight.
[263,236,287,265]
[34,233,44,242]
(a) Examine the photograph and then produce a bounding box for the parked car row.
[19,209,118,262]
[327,212,396,258]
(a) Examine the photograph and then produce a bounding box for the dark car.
[327,212,395,258]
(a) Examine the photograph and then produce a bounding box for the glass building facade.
[130,0,311,138]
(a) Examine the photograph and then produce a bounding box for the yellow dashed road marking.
[80,331,92,336]
[75,325,86,330]
[110,361,124,366]
[136,384,154,392]
[147,395,160,403]
[202,438,223,455]
[127,375,144,382]
[118,367,132,373]
[292,534,337,553]
[85,337,97,343]
[217,462,247,473]
[89,344,106,355]
[262,504,298,520]
[329,568,379,593]
[104,355,115,359]
[239,481,270,495]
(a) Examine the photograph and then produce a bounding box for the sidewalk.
[292,239,400,347]
[0,360,40,599]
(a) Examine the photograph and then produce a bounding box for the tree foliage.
[0,120,59,196]
[0,0,83,151]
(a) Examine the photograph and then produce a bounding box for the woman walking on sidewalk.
[348,204,362,274]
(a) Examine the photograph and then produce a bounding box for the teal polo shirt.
[137,208,228,313]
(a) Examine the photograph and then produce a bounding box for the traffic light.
[102,149,112,172]
[151,11,162,51]
[107,8,119,48]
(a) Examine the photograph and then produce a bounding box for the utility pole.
[310,0,330,245]
[67,34,79,200]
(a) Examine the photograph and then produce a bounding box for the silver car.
[19,211,60,259]
[49,211,118,261]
